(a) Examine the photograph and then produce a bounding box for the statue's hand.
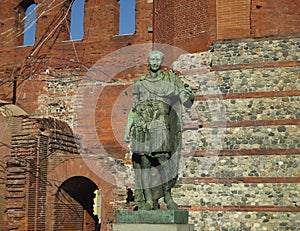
[181,84,194,108]
[184,84,193,95]
[124,133,131,143]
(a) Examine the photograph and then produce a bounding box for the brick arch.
[18,0,36,11]
[0,102,27,230]
[0,114,11,229]
[54,176,98,231]
[47,157,117,231]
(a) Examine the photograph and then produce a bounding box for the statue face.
[148,53,163,72]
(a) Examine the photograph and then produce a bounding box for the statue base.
[113,224,194,231]
[117,210,189,224]
[113,210,194,231]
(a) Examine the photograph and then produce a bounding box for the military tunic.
[130,71,193,155]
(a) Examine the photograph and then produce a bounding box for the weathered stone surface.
[184,155,299,178]
[197,125,300,150]
[113,224,194,231]
[213,38,300,66]
[116,210,189,224]
[189,211,299,231]
[197,96,300,122]
[169,37,300,231]
[173,183,300,207]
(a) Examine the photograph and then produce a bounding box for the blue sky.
[119,0,136,35]
[24,4,37,45]
[24,0,136,45]
[70,0,136,39]
[70,0,85,40]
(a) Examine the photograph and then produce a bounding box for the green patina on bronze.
[125,50,194,210]
[117,210,189,224]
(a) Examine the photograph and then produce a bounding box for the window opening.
[24,3,37,45]
[118,0,136,35]
[70,0,84,40]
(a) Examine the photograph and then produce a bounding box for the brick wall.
[216,0,251,39]
[0,115,11,229]
[1,115,121,231]
[216,0,300,40]
[154,0,174,45]
[0,0,153,72]
[154,0,215,52]
[251,0,300,37]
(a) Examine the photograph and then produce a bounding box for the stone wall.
[212,38,300,66]
[170,36,300,230]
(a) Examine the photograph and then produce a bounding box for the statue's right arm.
[124,109,134,142]
[124,82,139,142]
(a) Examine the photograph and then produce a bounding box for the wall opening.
[54,176,99,231]
[16,0,37,46]
[70,0,85,40]
[24,3,37,45]
[118,0,136,35]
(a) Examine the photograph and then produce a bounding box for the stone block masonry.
[189,211,299,231]
[172,36,300,230]
[212,38,300,66]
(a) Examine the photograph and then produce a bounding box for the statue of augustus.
[125,50,194,210]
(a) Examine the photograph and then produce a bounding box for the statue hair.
[148,50,164,63]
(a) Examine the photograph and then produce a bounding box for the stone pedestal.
[113,224,194,231]
[113,210,194,231]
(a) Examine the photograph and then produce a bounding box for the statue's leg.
[132,153,145,209]
[140,155,154,210]
[157,153,178,210]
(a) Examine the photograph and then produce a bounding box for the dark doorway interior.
[54,176,99,231]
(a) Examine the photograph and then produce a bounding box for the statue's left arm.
[172,72,194,108]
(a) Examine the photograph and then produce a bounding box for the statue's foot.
[139,202,153,210]
[153,200,160,210]
[143,202,153,210]
[166,200,178,210]
[165,198,178,210]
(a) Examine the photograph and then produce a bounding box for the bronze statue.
[125,50,194,210]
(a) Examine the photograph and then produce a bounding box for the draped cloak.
[125,71,194,202]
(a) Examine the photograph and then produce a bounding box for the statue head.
[148,50,164,72]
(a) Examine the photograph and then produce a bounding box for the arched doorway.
[54,176,100,231]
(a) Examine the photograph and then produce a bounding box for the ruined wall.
[0,1,300,230]
[169,36,300,230]
[2,115,120,231]
[0,115,11,230]
[0,0,153,80]
[0,0,154,162]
